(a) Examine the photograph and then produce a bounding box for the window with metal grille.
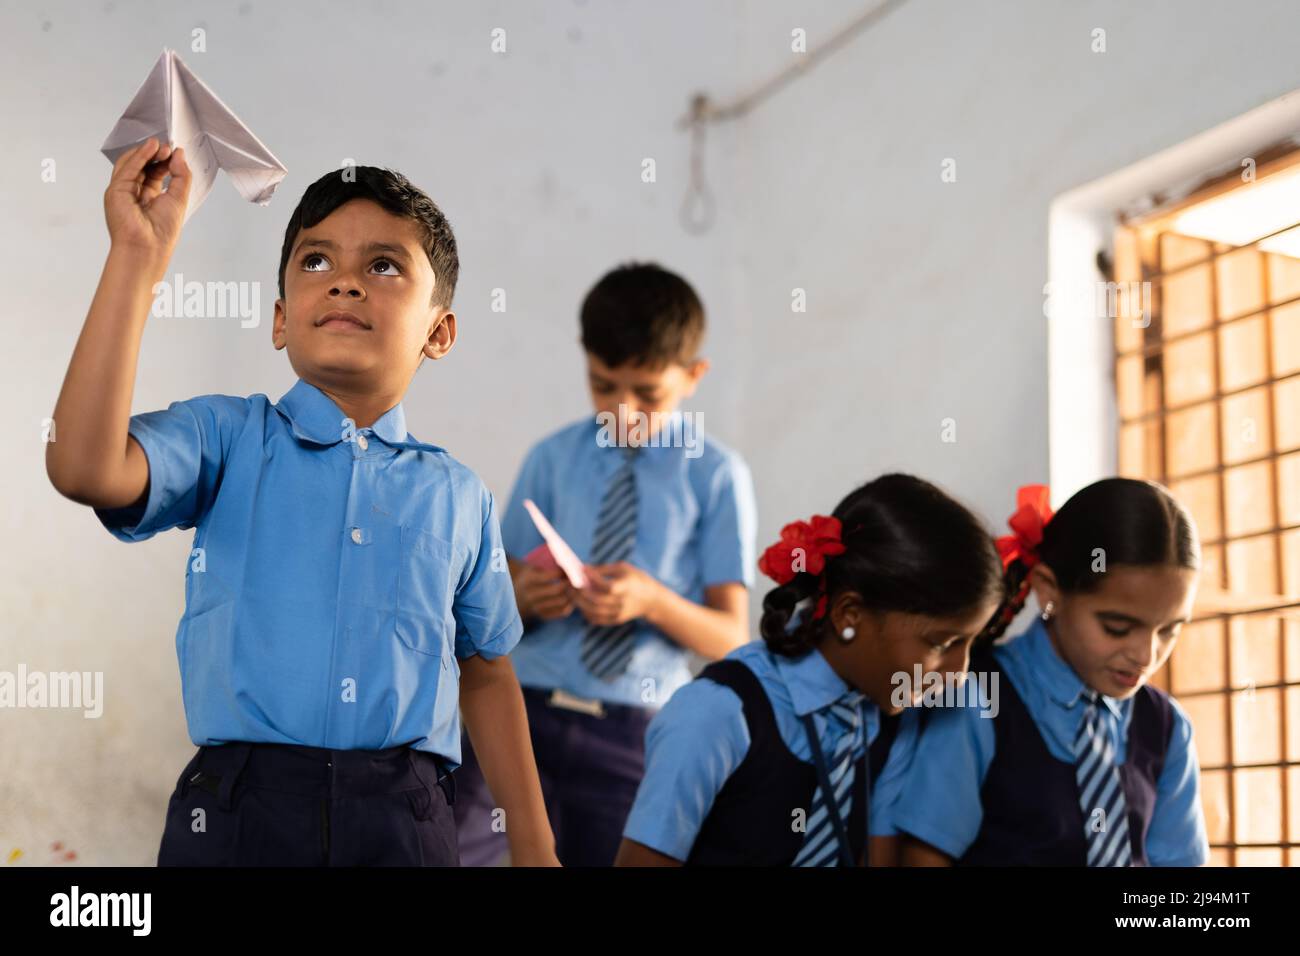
[1112,150,1300,866]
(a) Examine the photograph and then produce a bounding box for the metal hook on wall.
[680,94,717,236]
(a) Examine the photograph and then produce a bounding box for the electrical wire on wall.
[676,0,909,235]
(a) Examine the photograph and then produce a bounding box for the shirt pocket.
[394,525,457,661]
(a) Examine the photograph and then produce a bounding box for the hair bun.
[759,574,822,654]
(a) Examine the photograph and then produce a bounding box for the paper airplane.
[522,500,589,589]
[101,48,287,222]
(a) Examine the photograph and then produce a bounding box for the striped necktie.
[579,444,641,680]
[1074,690,1133,866]
[793,692,863,867]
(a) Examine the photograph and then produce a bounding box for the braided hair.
[974,477,1201,646]
[759,474,1003,657]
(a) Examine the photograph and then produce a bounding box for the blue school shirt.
[893,618,1209,866]
[499,414,757,708]
[621,640,919,860]
[93,378,523,769]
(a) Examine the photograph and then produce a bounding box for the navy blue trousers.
[454,686,654,867]
[157,742,458,866]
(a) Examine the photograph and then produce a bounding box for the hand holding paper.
[103,137,192,252]
[522,500,589,589]
[101,48,287,224]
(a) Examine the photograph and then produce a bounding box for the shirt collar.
[274,378,427,449]
[1023,616,1124,719]
[775,645,861,717]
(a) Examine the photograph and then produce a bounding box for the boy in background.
[454,263,757,866]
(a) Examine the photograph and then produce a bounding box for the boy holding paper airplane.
[47,94,557,861]
[454,263,758,866]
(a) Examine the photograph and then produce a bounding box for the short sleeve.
[697,451,758,589]
[499,441,550,560]
[94,395,247,542]
[621,678,751,861]
[893,696,997,860]
[1145,697,1210,867]
[453,486,525,660]
[869,707,920,837]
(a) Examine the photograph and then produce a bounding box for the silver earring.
[1041,601,1055,621]
[839,626,856,643]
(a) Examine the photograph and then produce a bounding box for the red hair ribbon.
[995,484,1053,571]
[757,515,847,620]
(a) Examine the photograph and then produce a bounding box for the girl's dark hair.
[759,473,1004,657]
[977,477,1201,644]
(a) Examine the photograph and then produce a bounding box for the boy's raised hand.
[104,137,192,255]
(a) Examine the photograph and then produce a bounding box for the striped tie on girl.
[793,692,863,867]
[580,444,642,680]
[1074,690,1133,866]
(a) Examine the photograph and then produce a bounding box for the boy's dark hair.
[760,474,1004,657]
[580,262,705,368]
[978,477,1201,645]
[277,166,458,309]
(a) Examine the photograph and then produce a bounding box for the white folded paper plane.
[100,48,287,222]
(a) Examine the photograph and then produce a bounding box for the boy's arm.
[458,653,560,866]
[46,139,191,507]
[644,579,748,659]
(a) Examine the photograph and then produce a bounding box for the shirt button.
[357,434,369,450]
[350,527,363,544]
